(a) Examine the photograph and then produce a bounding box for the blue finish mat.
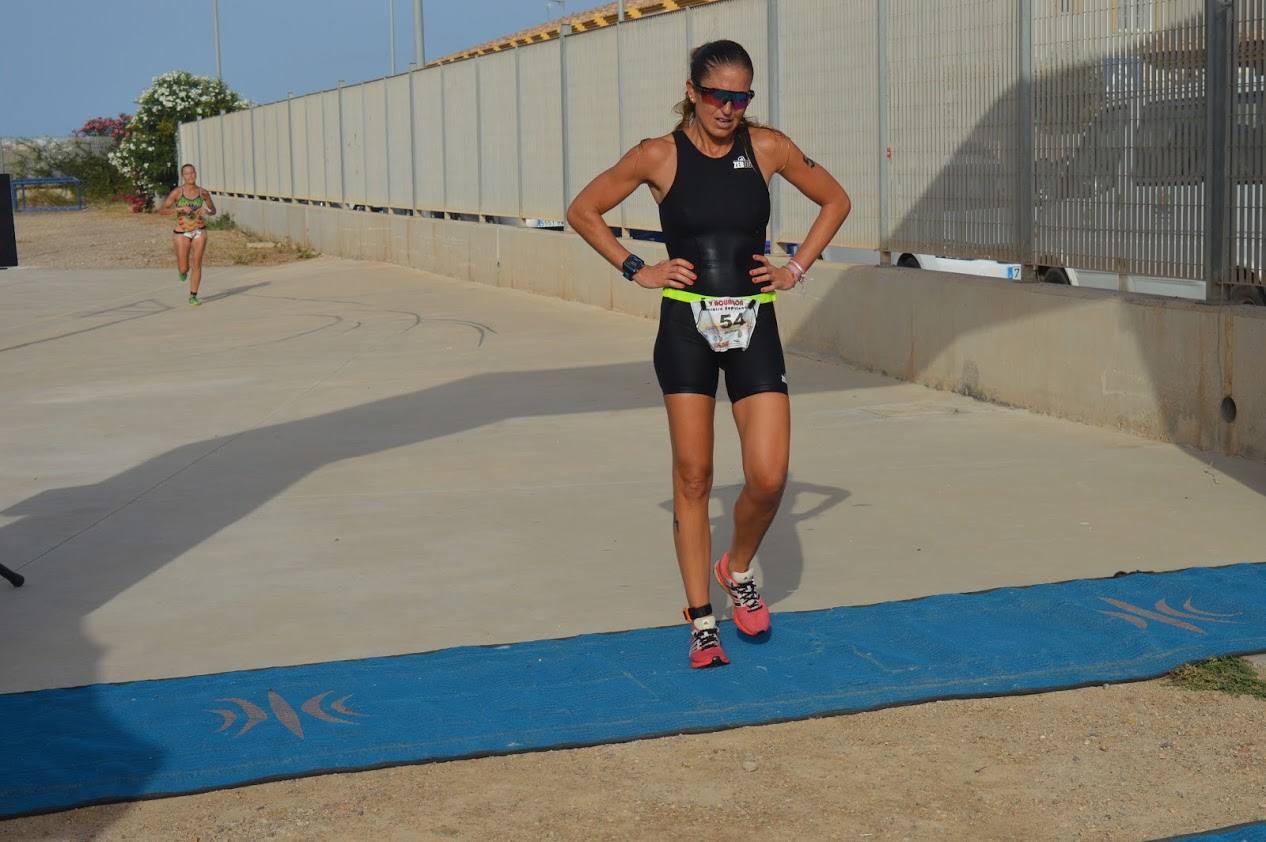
[2,562,1263,818]
[1163,820,1266,841]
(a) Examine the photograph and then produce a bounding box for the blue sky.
[2,1,558,136]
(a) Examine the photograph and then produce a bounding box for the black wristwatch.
[621,254,646,282]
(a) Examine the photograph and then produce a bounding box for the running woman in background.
[567,40,851,668]
[158,164,216,306]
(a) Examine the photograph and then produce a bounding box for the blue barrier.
[10,176,85,212]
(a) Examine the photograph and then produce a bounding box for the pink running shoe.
[714,553,771,636]
[684,611,730,669]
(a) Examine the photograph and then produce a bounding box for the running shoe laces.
[691,623,722,654]
[728,576,763,612]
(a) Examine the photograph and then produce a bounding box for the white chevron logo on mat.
[1097,596,1241,635]
[208,690,369,739]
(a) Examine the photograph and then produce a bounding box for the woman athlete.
[567,40,851,668]
[158,164,217,306]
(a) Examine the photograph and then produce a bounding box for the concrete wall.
[217,196,1266,461]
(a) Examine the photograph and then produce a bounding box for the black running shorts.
[652,297,789,403]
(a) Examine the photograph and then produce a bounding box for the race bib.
[690,296,761,352]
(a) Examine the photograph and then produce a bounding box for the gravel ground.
[11,202,311,270]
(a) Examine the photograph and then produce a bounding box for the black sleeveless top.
[658,126,770,298]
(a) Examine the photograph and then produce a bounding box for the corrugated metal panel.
[341,85,366,205]
[324,91,344,202]
[228,111,248,193]
[303,95,325,201]
[619,11,689,230]
[776,0,879,248]
[478,50,521,217]
[259,106,273,196]
[519,40,564,220]
[363,79,390,207]
[413,68,445,210]
[277,99,293,198]
[443,62,480,214]
[1232,0,1264,286]
[201,117,222,191]
[564,27,621,225]
[291,96,311,200]
[887,0,1020,260]
[387,75,413,208]
[252,107,267,195]
[690,0,770,122]
[179,122,200,181]
[218,113,234,193]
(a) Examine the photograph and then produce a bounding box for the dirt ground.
[11,202,312,270]
[3,679,1263,842]
[2,221,1263,840]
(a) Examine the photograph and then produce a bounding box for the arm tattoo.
[803,154,818,169]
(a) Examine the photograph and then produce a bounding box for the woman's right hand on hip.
[634,258,697,290]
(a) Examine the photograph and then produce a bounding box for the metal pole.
[1204,0,1233,302]
[389,0,397,75]
[515,48,524,220]
[615,18,625,231]
[1016,0,1036,280]
[287,92,296,199]
[439,67,448,214]
[766,0,781,253]
[413,0,425,66]
[337,81,347,206]
[475,60,483,218]
[408,64,418,211]
[559,23,571,222]
[618,0,625,22]
[877,0,890,263]
[218,110,227,194]
[249,106,257,196]
[212,0,222,80]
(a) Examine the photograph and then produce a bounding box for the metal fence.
[0,137,115,178]
[180,0,1265,296]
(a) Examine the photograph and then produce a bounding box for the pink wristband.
[786,258,808,284]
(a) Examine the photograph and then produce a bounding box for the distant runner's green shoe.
[179,271,188,282]
[188,293,200,306]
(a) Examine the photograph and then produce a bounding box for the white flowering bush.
[110,70,248,209]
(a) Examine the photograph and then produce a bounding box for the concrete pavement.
[2,257,1264,694]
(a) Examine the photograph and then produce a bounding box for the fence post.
[560,23,572,226]
[766,0,782,253]
[408,65,418,212]
[475,59,483,219]
[515,47,524,221]
[877,0,890,263]
[440,66,449,215]
[384,76,392,210]
[362,83,370,208]
[249,105,257,196]
[1016,0,1036,280]
[1205,0,1233,302]
[218,110,227,195]
[337,81,347,207]
[287,92,296,200]
[614,19,625,233]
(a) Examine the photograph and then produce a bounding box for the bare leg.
[189,232,207,294]
[664,393,716,608]
[726,392,790,575]
[173,234,191,276]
